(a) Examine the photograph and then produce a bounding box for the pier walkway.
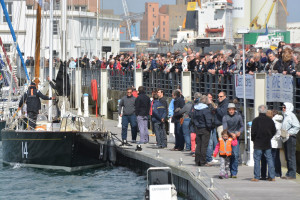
[103,119,300,200]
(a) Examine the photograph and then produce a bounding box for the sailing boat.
[1,0,116,171]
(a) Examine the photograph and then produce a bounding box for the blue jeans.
[230,139,240,176]
[182,118,191,150]
[254,149,275,179]
[261,148,282,178]
[206,128,218,162]
[121,114,137,141]
[174,122,184,150]
[284,136,297,178]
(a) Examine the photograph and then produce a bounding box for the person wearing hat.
[222,103,244,178]
[19,82,55,129]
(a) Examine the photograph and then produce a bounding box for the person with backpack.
[190,95,213,166]
[19,82,54,129]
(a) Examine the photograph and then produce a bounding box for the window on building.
[75,6,80,11]
[163,21,165,26]
[153,8,154,12]
[163,34,165,39]
[1,2,12,23]
[67,6,72,10]
[163,28,165,32]
[81,6,86,11]
[153,21,154,26]
[27,5,33,10]
[54,1,60,10]
[3,44,11,52]
[53,20,58,35]
[153,28,155,33]
[153,14,155,17]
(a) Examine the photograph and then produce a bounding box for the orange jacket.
[219,138,232,156]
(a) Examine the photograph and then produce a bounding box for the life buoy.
[91,79,98,101]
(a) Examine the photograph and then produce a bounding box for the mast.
[96,0,99,56]
[34,4,42,86]
[0,0,30,81]
[48,0,54,121]
[61,0,67,62]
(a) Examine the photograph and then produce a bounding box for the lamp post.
[238,28,250,163]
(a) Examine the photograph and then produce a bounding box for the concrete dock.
[103,119,300,200]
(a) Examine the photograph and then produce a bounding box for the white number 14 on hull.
[22,142,28,159]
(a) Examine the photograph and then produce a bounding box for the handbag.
[180,117,184,125]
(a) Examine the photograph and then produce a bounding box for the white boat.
[145,167,177,200]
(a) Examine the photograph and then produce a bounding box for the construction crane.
[121,0,139,41]
[250,0,289,30]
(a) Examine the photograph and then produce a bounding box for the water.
[0,142,145,200]
[0,142,186,200]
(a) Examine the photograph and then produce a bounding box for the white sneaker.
[211,159,219,163]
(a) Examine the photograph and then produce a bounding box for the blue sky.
[103,0,300,22]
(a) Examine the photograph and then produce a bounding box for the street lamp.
[237,28,250,164]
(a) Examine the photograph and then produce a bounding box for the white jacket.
[271,114,283,148]
[282,102,300,136]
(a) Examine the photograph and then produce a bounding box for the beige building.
[159,3,187,40]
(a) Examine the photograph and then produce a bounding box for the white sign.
[266,74,294,103]
[235,74,255,99]
[232,0,245,18]
[149,185,172,200]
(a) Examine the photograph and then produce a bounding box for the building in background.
[159,0,187,40]
[140,2,169,42]
[287,22,300,44]
[0,0,121,60]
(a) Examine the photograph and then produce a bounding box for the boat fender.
[102,140,108,162]
[108,138,117,164]
[91,79,98,101]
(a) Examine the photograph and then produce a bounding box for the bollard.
[210,178,214,189]
[117,99,122,128]
[223,193,231,200]
[197,168,201,179]
[156,150,160,158]
[179,158,183,166]
[83,93,89,117]
[246,121,254,166]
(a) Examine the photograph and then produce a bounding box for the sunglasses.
[218,96,224,98]
[282,107,286,109]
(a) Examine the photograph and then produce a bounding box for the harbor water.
[0,141,146,200]
[0,142,185,200]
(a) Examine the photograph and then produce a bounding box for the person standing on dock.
[251,105,276,182]
[214,91,229,139]
[135,86,151,144]
[19,82,54,129]
[152,93,167,148]
[222,103,244,178]
[281,102,300,180]
[119,87,137,145]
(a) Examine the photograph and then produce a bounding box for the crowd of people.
[25,42,300,79]
[119,86,299,181]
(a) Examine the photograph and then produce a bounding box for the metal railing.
[143,71,181,97]
[78,69,300,112]
[108,69,134,91]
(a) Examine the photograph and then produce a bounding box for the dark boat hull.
[1,130,114,171]
[0,121,6,141]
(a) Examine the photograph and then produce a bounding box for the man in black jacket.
[135,86,151,144]
[251,105,276,181]
[19,82,54,129]
[158,89,169,137]
[214,91,229,138]
[172,90,185,151]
